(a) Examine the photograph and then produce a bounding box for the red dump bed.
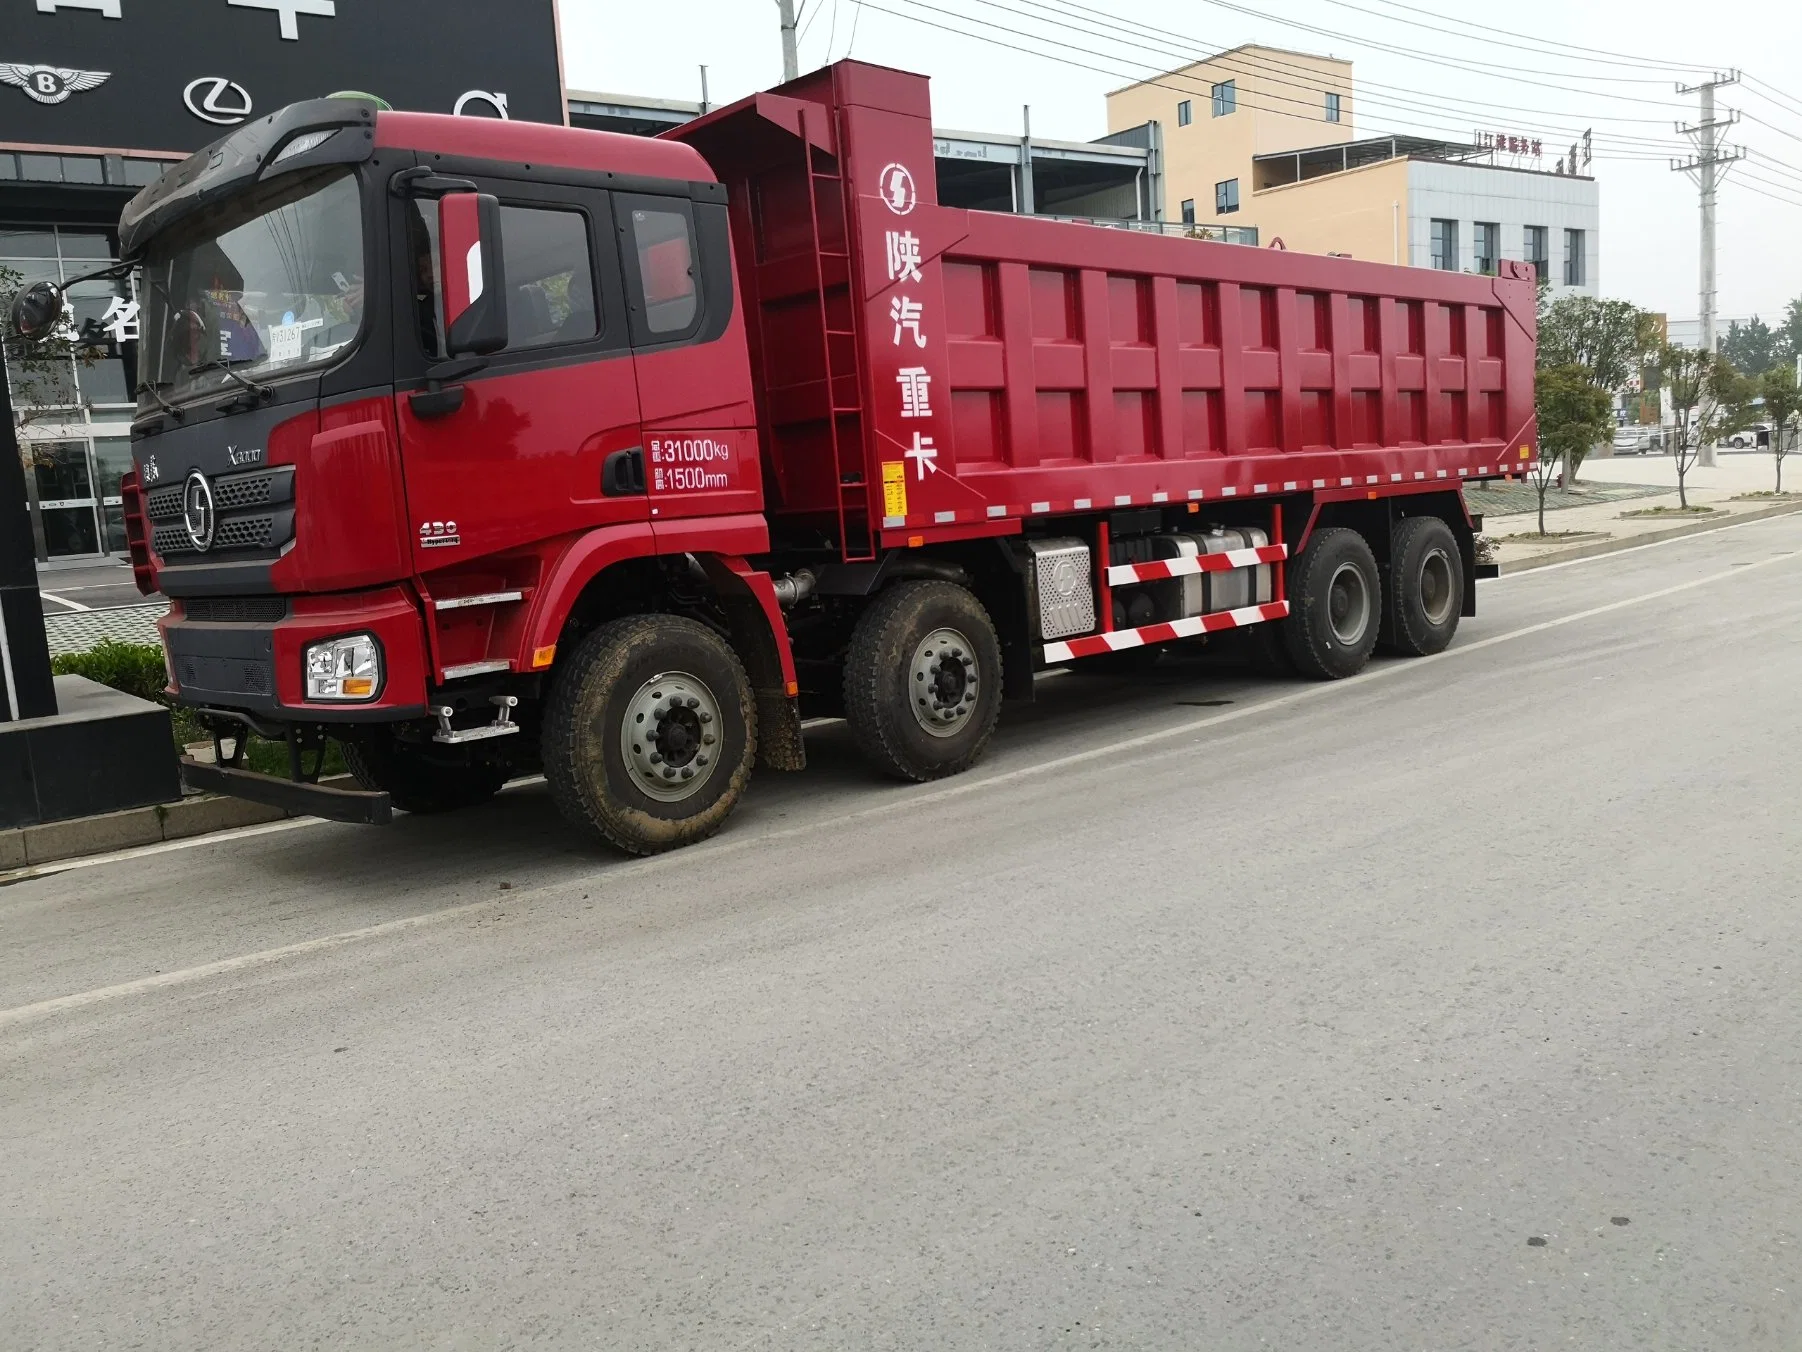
[669,62,1537,555]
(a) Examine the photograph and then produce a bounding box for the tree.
[1537,294,1659,481]
[1719,316,1779,377]
[2,263,104,437]
[1762,363,1802,494]
[1660,346,1756,508]
[1533,364,1613,534]
[1782,297,1802,364]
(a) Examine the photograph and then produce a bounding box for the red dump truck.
[63,60,1535,853]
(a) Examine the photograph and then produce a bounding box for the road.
[35,558,151,614]
[4,515,1800,1350]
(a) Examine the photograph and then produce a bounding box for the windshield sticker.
[267,316,324,364]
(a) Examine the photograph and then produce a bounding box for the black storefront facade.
[2,0,566,560]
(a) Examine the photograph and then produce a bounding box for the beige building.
[1107,45,1600,294]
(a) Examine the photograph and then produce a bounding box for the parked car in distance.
[1725,423,1770,450]
[1612,426,1657,455]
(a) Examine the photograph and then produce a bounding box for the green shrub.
[49,639,344,776]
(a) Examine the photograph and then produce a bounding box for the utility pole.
[776,0,799,82]
[1672,71,1744,467]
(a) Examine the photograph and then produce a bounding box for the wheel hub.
[909,627,980,739]
[1418,547,1455,626]
[1327,561,1371,645]
[621,672,723,802]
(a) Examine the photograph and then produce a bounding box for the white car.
[1612,427,1657,455]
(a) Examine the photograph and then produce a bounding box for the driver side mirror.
[8,281,65,343]
[438,191,508,358]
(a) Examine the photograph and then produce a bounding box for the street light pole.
[776,0,799,82]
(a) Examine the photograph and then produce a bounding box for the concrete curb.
[0,781,358,871]
[1496,499,1802,574]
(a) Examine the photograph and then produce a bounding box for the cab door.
[392,179,646,573]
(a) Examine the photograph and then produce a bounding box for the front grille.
[182,595,289,624]
[214,514,276,551]
[147,483,184,519]
[176,654,273,696]
[213,471,285,512]
[146,465,295,559]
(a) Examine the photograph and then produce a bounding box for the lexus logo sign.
[184,76,253,125]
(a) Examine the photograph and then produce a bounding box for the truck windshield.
[137,167,365,410]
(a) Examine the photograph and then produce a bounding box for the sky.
[560,0,1802,327]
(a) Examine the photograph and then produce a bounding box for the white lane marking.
[37,591,92,611]
[1480,505,1802,582]
[0,901,497,1031]
[4,546,1797,1030]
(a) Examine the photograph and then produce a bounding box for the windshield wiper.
[134,380,184,420]
[188,359,274,401]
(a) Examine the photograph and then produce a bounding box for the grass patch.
[1729,491,1802,501]
[51,638,346,778]
[1620,504,1717,518]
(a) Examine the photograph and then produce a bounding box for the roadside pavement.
[1481,448,1802,571]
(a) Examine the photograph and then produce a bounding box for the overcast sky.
[562,0,1802,326]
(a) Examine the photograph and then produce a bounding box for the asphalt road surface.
[36,558,154,614]
[5,516,1800,1350]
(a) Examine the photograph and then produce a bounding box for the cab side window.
[621,198,701,341]
[498,205,597,349]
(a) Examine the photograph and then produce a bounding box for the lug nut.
[649,752,663,765]
[702,733,716,746]
[696,755,709,766]
[698,711,713,724]
[662,767,676,778]
[686,696,700,709]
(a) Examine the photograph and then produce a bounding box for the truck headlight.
[304,634,381,701]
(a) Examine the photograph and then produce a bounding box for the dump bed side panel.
[670,61,1537,549]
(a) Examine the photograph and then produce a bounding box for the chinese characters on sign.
[882,186,940,481]
[1476,131,1543,157]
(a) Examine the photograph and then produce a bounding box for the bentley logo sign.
[182,471,217,553]
[0,64,112,105]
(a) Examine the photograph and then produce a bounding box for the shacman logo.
[0,63,111,105]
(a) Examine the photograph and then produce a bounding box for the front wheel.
[542,615,757,855]
[1281,527,1382,680]
[843,580,1004,782]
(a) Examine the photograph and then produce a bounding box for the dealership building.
[2,0,563,562]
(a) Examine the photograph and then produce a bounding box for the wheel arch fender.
[695,554,805,772]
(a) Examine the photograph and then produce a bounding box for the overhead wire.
[883,0,1690,164]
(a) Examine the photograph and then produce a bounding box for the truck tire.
[542,615,757,855]
[343,737,506,815]
[1385,516,1463,657]
[843,580,1003,782]
[1281,527,1381,680]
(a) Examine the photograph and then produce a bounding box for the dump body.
[669,62,1536,557]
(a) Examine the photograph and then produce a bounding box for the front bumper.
[161,584,429,721]
[178,757,393,825]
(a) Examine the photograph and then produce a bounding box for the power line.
[896,0,1692,163]
[1309,0,1716,76]
[1741,73,1802,120]
[1318,0,1721,74]
[1008,0,1690,137]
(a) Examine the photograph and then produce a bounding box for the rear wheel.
[843,580,1003,781]
[542,615,756,855]
[1281,527,1381,679]
[1384,515,1463,656]
[343,736,505,815]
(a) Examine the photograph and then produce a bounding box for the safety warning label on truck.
[882,460,908,519]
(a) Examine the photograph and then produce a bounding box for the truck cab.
[116,97,795,838]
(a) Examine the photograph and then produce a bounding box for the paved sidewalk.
[42,603,166,656]
[1484,450,1802,570]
